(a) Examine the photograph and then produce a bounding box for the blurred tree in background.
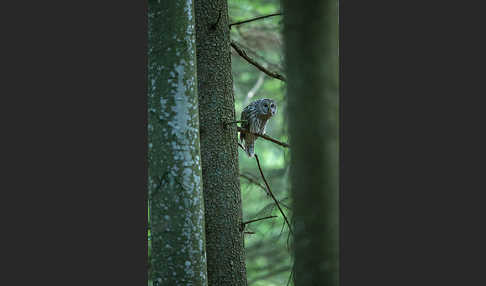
[148,0,338,285]
[283,0,339,285]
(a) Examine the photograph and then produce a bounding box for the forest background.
[149,0,337,285]
[149,1,290,285]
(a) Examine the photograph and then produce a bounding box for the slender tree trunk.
[148,1,207,285]
[283,0,339,285]
[194,1,248,285]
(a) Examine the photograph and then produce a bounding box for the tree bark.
[283,0,339,285]
[148,0,207,285]
[194,1,248,285]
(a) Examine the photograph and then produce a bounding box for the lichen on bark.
[148,0,207,285]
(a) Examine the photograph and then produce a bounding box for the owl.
[240,98,277,157]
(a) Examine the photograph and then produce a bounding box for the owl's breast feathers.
[240,109,249,142]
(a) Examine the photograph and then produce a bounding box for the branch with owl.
[239,98,280,156]
[237,127,290,148]
[226,99,290,149]
[230,41,287,82]
[233,99,293,234]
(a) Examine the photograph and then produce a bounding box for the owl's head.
[259,98,277,117]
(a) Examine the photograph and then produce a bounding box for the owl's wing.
[240,108,250,142]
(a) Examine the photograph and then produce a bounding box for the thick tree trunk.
[194,1,248,285]
[283,0,339,285]
[148,1,207,285]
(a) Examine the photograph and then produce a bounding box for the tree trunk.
[283,0,339,285]
[148,0,207,285]
[194,1,248,285]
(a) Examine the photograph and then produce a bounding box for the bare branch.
[237,127,290,148]
[242,215,277,226]
[255,154,293,234]
[231,41,287,82]
[241,215,277,232]
[234,33,285,73]
[229,12,282,28]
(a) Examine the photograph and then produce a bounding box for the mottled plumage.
[240,98,277,157]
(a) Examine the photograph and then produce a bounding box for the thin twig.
[287,228,292,250]
[278,199,292,210]
[237,127,290,148]
[231,41,287,82]
[233,34,284,73]
[242,215,277,226]
[241,215,277,232]
[254,154,293,234]
[229,12,282,28]
[238,142,246,151]
[286,268,294,286]
[279,218,286,236]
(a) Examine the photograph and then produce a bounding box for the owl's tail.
[245,142,255,158]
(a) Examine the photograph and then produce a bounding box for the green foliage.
[230,1,292,285]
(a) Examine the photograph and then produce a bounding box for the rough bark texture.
[194,1,248,285]
[148,0,207,285]
[283,0,339,285]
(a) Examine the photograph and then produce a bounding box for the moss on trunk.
[194,1,248,285]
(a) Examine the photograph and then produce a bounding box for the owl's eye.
[264,104,268,108]
[270,104,275,108]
